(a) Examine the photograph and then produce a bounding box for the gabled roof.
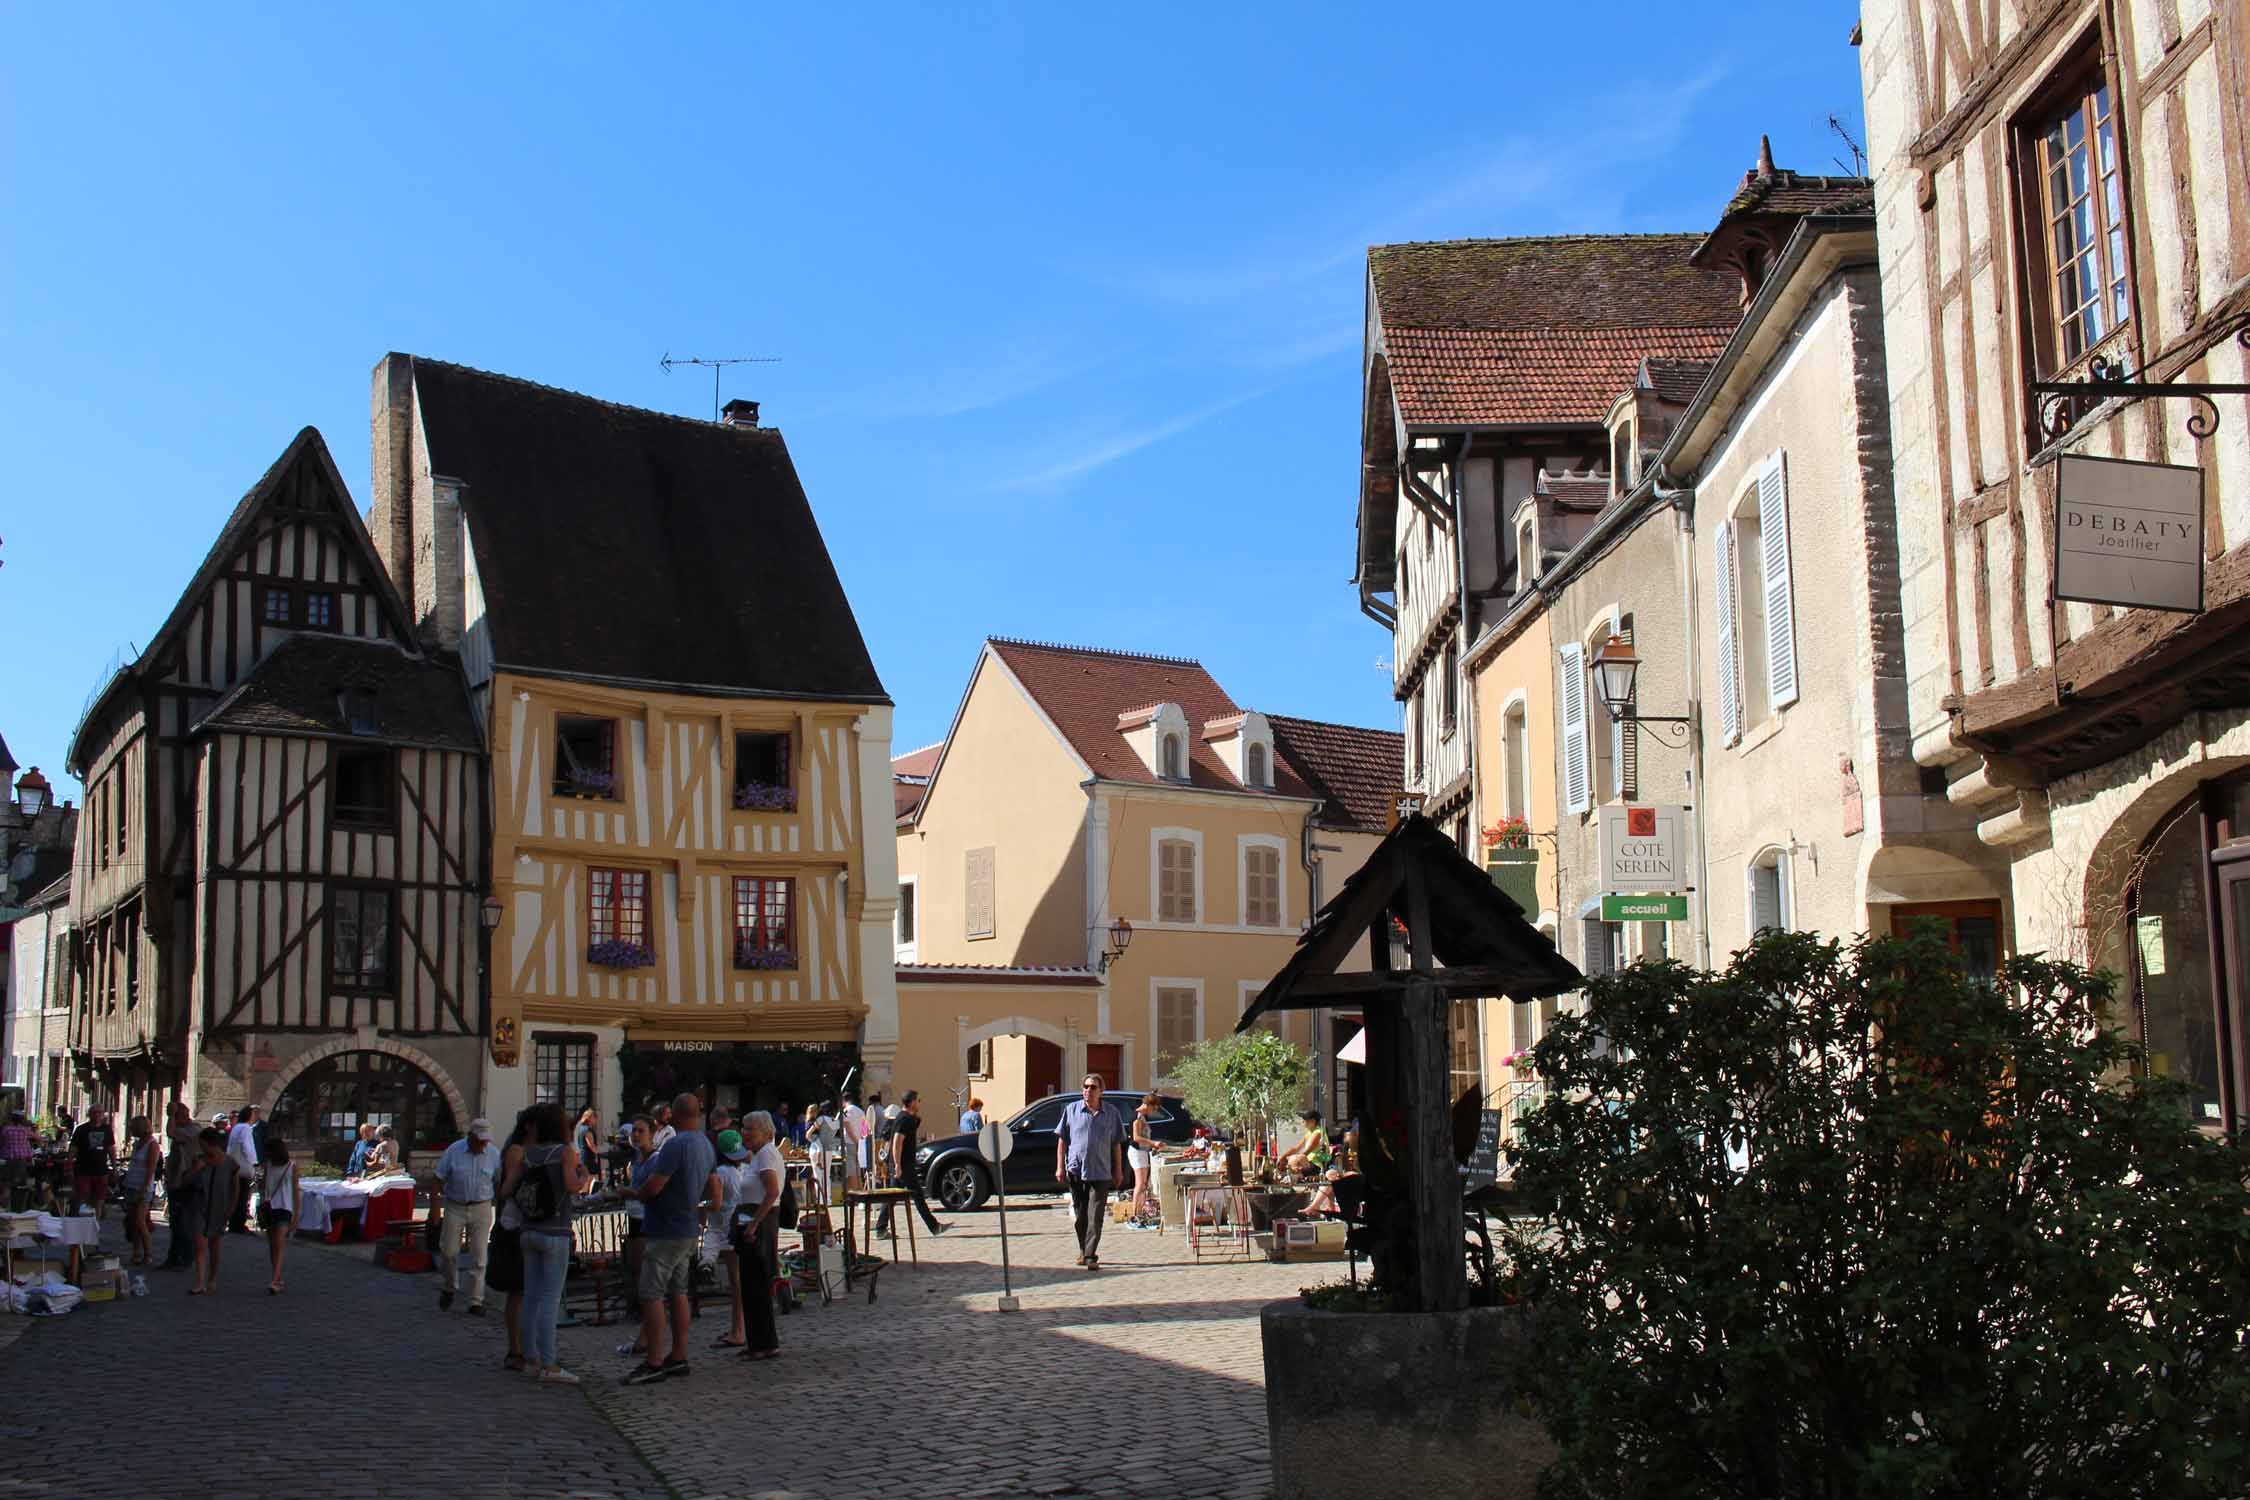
[70,428,416,772]
[1265,715,1403,833]
[1640,356,1713,405]
[196,635,482,752]
[403,357,887,705]
[984,638,1317,799]
[0,732,15,776]
[1367,236,1740,428]
[1690,141,1873,273]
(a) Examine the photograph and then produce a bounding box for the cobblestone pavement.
[2,1197,1315,1500]
[571,1197,1305,1500]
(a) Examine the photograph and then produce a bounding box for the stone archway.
[251,1034,470,1129]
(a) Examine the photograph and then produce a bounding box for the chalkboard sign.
[1459,1109,1502,1192]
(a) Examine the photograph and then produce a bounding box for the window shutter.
[1559,642,1589,814]
[1581,917,1612,978]
[1751,857,1786,934]
[965,847,995,938]
[1714,523,1742,745]
[1759,453,1798,710]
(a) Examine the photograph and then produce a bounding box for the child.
[259,1133,296,1294]
[188,1128,241,1295]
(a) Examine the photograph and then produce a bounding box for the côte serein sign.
[2053,453,2205,614]
[1599,804,1688,894]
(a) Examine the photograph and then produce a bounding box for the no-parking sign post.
[979,1119,1018,1311]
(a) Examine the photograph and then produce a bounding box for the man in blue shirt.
[432,1117,503,1314]
[345,1123,377,1179]
[621,1092,720,1385]
[1054,1076,1126,1270]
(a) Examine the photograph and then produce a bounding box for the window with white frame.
[1749,848,1792,936]
[1713,454,1797,744]
[1160,733,1185,780]
[1246,741,1269,789]
[895,876,918,959]
[1503,700,1529,820]
[1241,838,1284,927]
[1154,984,1200,1077]
[1155,832,1199,923]
[1517,517,1537,592]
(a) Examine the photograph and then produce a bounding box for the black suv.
[916,1091,1201,1211]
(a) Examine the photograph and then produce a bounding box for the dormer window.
[1246,742,1268,789]
[339,687,381,736]
[1517,517,1538,592]
[1160,733,1184,779]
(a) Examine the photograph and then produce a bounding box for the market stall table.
[295,1174,416,1242]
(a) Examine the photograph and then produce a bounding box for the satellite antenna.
[659,351,783,421]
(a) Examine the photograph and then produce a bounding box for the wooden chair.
[567,1208,631,1326]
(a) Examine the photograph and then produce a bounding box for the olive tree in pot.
[1174,1029,1313,1165]
[1504,927,2250,1499]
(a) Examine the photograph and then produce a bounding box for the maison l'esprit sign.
[1598,804,1688,896]
[2052,453,2205,614]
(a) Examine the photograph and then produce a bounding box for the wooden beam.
[1263,966,1556,1004]
[1402,860,1465,1314]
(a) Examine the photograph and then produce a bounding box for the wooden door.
[1084,1044,1122,1092]
[2205,852,2250,1134]
[1025,1037,1063,1102]
[1888,900,2004,983]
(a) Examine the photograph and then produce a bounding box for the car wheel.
[931,1158,989,1212]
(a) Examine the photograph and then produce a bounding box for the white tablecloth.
[294,1175,414,1234]
[32,1214,100,1247]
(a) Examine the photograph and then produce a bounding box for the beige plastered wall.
[1469,608,1561,1086]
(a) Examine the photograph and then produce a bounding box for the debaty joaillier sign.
[2053,453,2204,614]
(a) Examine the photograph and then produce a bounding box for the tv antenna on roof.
[659,352,783,421]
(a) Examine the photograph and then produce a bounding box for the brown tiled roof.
[1716,169,1873,222]
[1534,471,1612,510]
[197,635,482,752]
[891,744,941,778]
[405,357,887,705]
[1370,236,1741,332]
[893,779,926,821]
[1265,714,1404,833]
[986,639,1316,798]
[1383,325,1733,426]
[1640,356,1712,405]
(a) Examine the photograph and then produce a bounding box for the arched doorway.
[2124,774,2250,1133]
[269,1050,460,1162]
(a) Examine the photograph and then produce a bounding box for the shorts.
[1127,1147,1151,1172]
[485,1226,526,1295]
[119,1184,146,1208]
[638,1236,694,1303]
[260,1209,293,1230]
[73,1173,108,1204]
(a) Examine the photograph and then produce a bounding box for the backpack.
[511,1146,561,1224]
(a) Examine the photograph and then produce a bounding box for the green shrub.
[1504,928,2250,1499]
[1175,1029,1313,1147]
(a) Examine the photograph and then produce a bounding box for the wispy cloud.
[993,387,1268,491]
[793,342,1115,425]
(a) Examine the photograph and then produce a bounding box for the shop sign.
[1602,894,1686,922]
[1599,804,1688,894]
[2053,454,2204,614]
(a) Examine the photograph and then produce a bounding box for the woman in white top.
[802,1103,839,1205]
[708,1131,752,1350]
[734,1111,787,1361]
[259,1134,297,1294]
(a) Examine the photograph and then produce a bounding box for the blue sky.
[1,5,1864,797]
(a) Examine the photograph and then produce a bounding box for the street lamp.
[1590,640,1692,746]
[481,896,504,930]
[14,769,49,817]
[1097,918,1133,973]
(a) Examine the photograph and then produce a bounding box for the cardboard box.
[79,1268,124,1302]
[1271,1220,1346,1261]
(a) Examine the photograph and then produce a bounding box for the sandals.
[709,1337,746,1349]
[739,1348,780,1361]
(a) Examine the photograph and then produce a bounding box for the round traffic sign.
[977,1119,1015,1163]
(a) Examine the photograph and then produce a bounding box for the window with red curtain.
[588,868,649,946]
[733,876,794,965]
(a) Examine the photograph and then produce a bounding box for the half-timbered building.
[367,356,898,1124]
[1861,1,2250,1132]
[63,429,487,1146]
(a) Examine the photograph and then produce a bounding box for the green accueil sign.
[1601,894,1686,922]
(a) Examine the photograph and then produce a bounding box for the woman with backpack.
[497,1102,593,1385]
[733,1110,787,1362]
[708,1130,751,1350]
[259,1133,296,1293]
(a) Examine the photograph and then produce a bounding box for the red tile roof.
[1367,235,1740,427]
[891,743,940,821]
[985,638,1318,799]
[1383,325,1733,427]
[891,744,942,778]
[1534,470,1612,510]
[1640,356,1713,405]
[1265,715,1405,833]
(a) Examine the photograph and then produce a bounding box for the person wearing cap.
[432,1116,503,1314]
[707,1129,751,1350]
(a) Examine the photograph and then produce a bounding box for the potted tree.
[1174,1030,1314,1173]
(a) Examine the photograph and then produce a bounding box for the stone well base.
[1260,1299,1555,1500]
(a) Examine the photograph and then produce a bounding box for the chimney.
[369,353,417,610]
[720,399,760,429]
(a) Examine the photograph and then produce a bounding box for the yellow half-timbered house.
[369,357,897,1124]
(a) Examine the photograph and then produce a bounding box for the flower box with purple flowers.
[732,781,797,812]
[587,940,655,969]
[563,768,617,800]
[734,943,797,971]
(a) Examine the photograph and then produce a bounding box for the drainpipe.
[1656,464,1713,970]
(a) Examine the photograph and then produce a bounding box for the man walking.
[433,1116,502,1315]
[621,1092,720,1386]
[1055,1076,1125,1270]
[875,1091,947,1237]
[224,1106,261,1233]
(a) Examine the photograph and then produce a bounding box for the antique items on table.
[1183,1182,1253,1261]
[295,1173,415,1241]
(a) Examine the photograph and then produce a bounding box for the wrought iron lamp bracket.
[2032,329,2250,446]
[1605,711,1693,749]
